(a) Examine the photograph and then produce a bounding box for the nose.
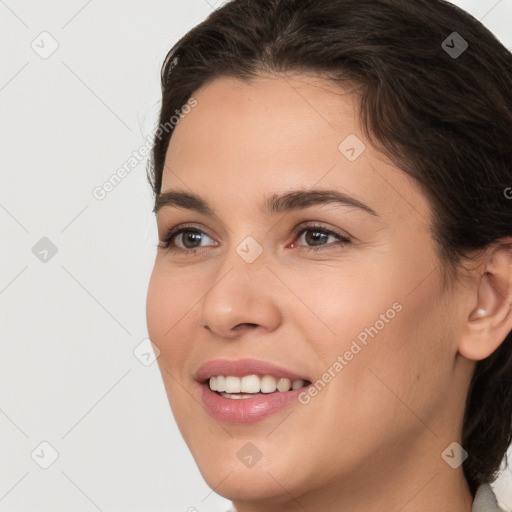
[199,251,282,339]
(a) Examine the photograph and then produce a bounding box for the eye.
[157,224,217,253]
[290,223,351,252]
[157,222,351,255]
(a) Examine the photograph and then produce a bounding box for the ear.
[458,242,512,361]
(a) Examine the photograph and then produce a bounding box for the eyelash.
[157,223,351,255]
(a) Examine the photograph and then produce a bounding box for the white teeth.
[277,378,292,392]
[225,376,241,393]
[261,375,277,393]
[208,374,308,394]
[241,375,260,393]
[216,375,226,392]
[219,392,257,399]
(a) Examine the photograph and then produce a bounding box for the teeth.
[261,375,277,393]
[277,378,292,392]
[241,375,260,393]
[216,376,225,391]
[225,376,240,393]
[219,392,259,399]
[208,375,307,394]
[291,379,304,390]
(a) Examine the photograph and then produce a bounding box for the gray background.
[1,1,511,510]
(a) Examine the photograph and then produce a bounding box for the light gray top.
[224,483,503,511]
[472,483,503,512]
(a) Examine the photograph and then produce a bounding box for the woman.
[146,0,512,510]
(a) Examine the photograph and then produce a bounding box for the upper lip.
[194,358,311,383]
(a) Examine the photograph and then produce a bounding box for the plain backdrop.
[1,1,512,511]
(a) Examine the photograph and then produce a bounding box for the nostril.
[234,323,259,330]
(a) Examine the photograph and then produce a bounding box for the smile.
[209,374,308,396]
[195,359,313,423]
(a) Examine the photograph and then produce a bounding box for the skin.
[146,73,512,512]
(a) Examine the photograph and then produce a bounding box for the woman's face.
[146,74,472,506]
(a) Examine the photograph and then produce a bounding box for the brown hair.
[147,0,512,496]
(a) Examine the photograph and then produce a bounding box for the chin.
[196,460,295,502]
[180,432,296,500]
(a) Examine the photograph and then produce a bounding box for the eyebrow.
[153,188,378,217]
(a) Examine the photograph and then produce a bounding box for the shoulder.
[472,483,504,512]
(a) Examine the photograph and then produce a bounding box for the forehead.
[164,73,359,188]
[161,73,431,225]
[169,73,360,149]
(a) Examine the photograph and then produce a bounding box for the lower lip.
[199,383,308,424]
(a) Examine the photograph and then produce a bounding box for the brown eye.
[158,225,216,252]
[291,224,351,252]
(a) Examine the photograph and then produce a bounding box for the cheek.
[288,259,402,361]
[338,272,454,431]
[146,267,201,431]
[146,264,194,364]
[295,247,449,416]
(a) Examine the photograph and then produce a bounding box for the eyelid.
[157,222,216,250]
[290,222,351,242]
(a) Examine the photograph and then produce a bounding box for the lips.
[194,358,313,424]
[194,358,311,383]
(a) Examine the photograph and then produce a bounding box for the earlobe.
[458,244,512,361]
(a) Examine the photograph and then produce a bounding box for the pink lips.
[194,358,311,424]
